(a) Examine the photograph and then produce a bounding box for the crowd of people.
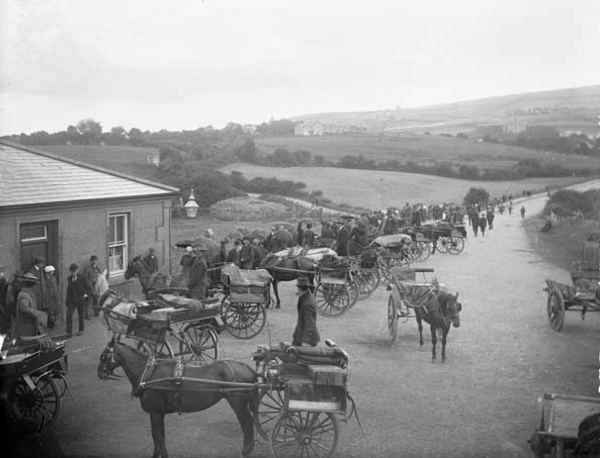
[0,255,107,343]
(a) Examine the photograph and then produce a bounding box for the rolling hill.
[290,85,600,135]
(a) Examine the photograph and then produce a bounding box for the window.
[108,213,129,274]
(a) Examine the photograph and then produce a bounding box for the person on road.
[471,212,480,237]
[226,240,242,266]
[334,216,352,256]
[83,255,102,318]
[66,263,89,337]
[44,265,62,328]
[15,273,47,338]
[292,276,320,347]
[478,214,488,236]
[303,223,316,247]
[520,205,526,218]
[188,245,208,300]
[143,247,159,274]
[180,246,195,278]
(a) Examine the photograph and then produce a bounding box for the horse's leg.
[441,326,449,363]
[429,324,437,362]
[150,411,168,458]
[226,396,255,458]
[272,280,281,308]
[416,313,424,347]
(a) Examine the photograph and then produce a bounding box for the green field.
[256,134,600,171]
[221,163,584,208]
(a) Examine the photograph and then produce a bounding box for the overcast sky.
[0,0,598,136]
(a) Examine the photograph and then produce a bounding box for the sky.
[0,0,599,135]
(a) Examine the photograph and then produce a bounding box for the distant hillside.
[291,85,600,135]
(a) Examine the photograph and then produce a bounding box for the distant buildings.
[503,118,527,134]
[294,121,364,136]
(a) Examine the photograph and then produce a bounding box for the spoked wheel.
[547,289,565,331]
[388,296,398,342]
[314,283,351,317]
[357,269,380,300]
[436,237,450,254]
[5,374,62,434]
[447,236,465,255]
[179,324,218,362]
[269,410,339,458]
[347,278,360,308]
[414,241,432,262]
[575,413,600,456]
[221,298,266,339]
[255,387,285,440]
[136,340,174,358]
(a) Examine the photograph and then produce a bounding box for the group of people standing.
[0,255,106,342]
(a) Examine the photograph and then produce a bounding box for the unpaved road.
[51,182,600,458]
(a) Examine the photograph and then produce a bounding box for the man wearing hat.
[83,255,102,319]
[66,263,90,337]
[226,240,242,266]
[239,237,255,270]
[14,272,47,338]
[292,277,320,347]
[179,246,195,278]
[334,216,353,256]
[44,265,62,328]
[28,256,49,315]
[188,244,208,300]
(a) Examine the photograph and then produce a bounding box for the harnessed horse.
[97,340,257,458]
[124,256,187,299]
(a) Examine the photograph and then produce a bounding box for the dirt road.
[51,185,600,458]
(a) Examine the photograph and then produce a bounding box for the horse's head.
[445,292,462,328]
[124,256,142,280]
[97,338,120,380]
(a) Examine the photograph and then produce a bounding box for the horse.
[98,289,138,342]
[97,339,257,458]
[124,256,187,299]
[414,289,462,363]
[259,253,316,308]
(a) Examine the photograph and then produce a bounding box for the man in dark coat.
[251,239,268,269]
[471,212,480,237]
[83,255,102,318]
[66,263,89,337]
[226,240,242,266]
[303,224,316,247]
[239,237,255,270]
[292,277,320,347]
[478,214,488,236]
[15,273,47,338]
[188,245,208,300]
[334,217,352,256]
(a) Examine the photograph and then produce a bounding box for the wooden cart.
[529,392,600,457]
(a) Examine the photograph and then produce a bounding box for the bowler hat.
[69,263,79,272]
[22,272,39,283]
[340,215,354,221]
[296,276,311,287]
[90,255,99,262]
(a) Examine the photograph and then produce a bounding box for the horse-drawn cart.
[529,392,600,457]
[126,295,224,361]
[314,257,358,318]
[0,336,69,435]
[219,264,271,339]
[543,277,600,332]
[418,223,467,255]
[252,342,353,458]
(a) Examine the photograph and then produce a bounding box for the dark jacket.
[303,229,315,247]
[143,253,159,273]
[188,257,208,290]
[15,287,45,337]
[66,273,89,306]
[292,290,320,347]
[334,226,350,256]
[239,245,255,269]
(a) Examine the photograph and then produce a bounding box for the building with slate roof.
[0,140,179,296]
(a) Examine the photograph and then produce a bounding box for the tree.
[463,187,490,207]
[76,118,102,144]
[66,125,80,144]
[314,155,325,166]
[292,149,311,165]
[128,127,147,146]
[272,148,292,165]
[106,126,128,145]
[239,138,257,162]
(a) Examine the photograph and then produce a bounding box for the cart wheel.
[447,236,465,255]
[415,242,432,262]
[388,295,398,342]
[547,289,565,331]
[347,279,360,308]
[136,340,174,358]
[255,387,285,440]
[180,324,218,362]
[5,374,62,434]
[269,410,339,458]
[357,269,380,300]
[221,299,266,339]
[314,283,350,317]
[436,237,450,254]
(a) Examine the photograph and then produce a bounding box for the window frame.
[107,212,130,276]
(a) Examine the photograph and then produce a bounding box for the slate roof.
[0,142,179,208]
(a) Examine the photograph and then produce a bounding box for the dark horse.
[97,339,257,458]
[259,253,316,308]
[414,289,462,363]
[124,256,187,299]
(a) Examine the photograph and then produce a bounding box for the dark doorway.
[19,220,59,280]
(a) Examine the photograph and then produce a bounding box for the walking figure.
[520,205,526,218]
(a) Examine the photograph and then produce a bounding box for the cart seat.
[277,342,349,368]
